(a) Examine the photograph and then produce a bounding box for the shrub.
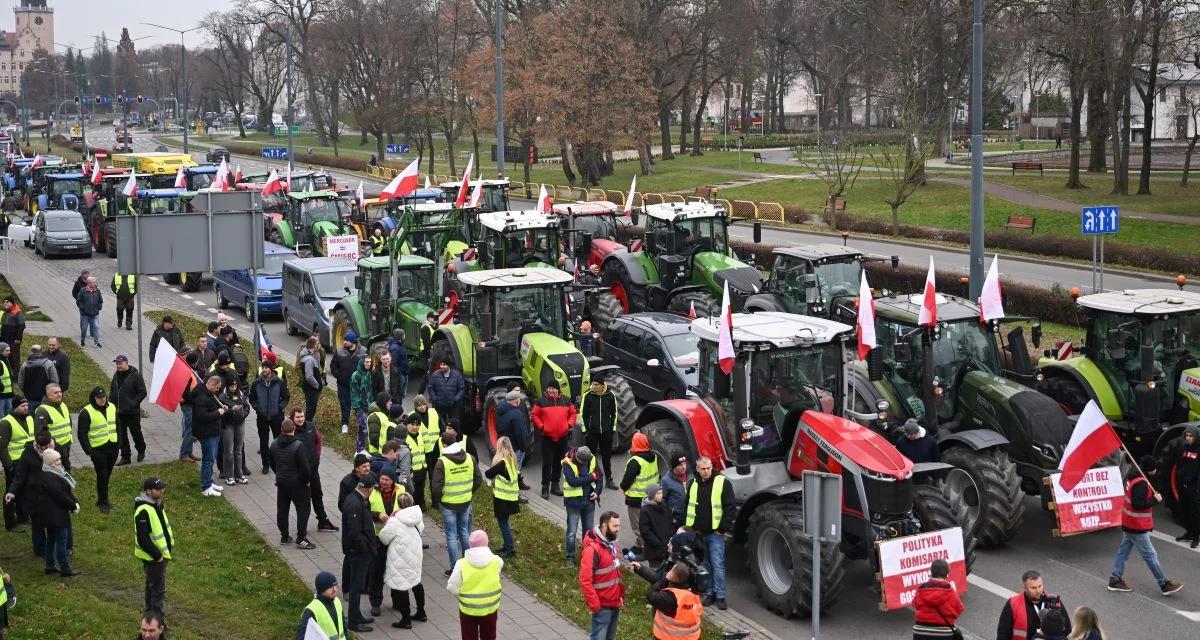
[221,141,369,173]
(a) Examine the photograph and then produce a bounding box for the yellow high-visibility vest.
[457,556,502,616]
[83,403,117,448]
[439,454,475,505]
[38,402,72,445]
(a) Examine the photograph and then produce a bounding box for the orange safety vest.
[653,588,702,640]
[1121,476,1154,531]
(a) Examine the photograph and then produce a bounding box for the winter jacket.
[295,420,323,470]
[660,469,690,526]
[17,354,57,401]
[996,592,1068,640]
[330,344,363,386]
[532,394,577,441]
[76,396,116,456]
[639,499,675,564]
[71,276,88,301]
[110,367,147,415]
[484,459,521,519]
[378,504,425,591]
[620,451,657,507]
[562,452,603,509]
[446,546,504,596]
[366,402,396,450]
[149,323,186,362]
[685,474,735,534]
[350,360,375,411]
[249,373,290,420]
[431,442,482,513]
[340,488,377,555]
[495,401,530,453]
[9,442,46,516]
[372,363,405,398]
[386,338,410,375]
[44,348,70,392]
[219,390,250,427]
[894,433,940,464]
[1169,437,1200,486]
[75,287,103,316]
[579,386,617,435]
[134,494,173,561]
[36,469,77,529]
[0,306,24,344]
[579,527,624,612]
[299,348,324,391]
[189,386,224,439]
[912,578,964,627]
[369,452,401,487]
[426,367,466,408]
[269,434,310,486]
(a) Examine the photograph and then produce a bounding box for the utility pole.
[968,0,984,299]
[494,0,505,177]
[285,28,293,173]
[19,74,27,145]
[143,24,200,154]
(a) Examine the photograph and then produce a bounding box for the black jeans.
[541,436,568,488]
[115,296,134,328]
[410,469,426,511]
[256,414,282,469]
[344,551,373,622]
[393,582,425,618]
[310,464,329,523]
[143,559,168,617]
[89,443,118,506]
[302,385,321,423]
[117,412,145,461]
[57,443,72,473]
[585,430,614,479]
[1182,482,1200,536]
[276,483,311,541]
[2,462,26,529]
[369,542,388,607]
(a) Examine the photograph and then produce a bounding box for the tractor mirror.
[753,221,762,244]
[575,233,592,259]
[647,358,660,367]
[1030,323,1042,349]
[630,209,639,226]
[891,256,900,272]
[474,240,488,265]
[867,348,883,381]
[559,216,571,231]
[353,275,364,291]
[804,274,820,304]
[713,369,731,399]
[1107,328,1127,360]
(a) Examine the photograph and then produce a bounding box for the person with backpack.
[562,446,603,564]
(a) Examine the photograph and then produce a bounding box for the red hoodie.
[913,579,964,626]
[578,527,624,612]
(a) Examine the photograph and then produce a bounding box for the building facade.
[0,0,53,95]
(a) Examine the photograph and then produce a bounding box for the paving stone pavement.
[3,248,584,640]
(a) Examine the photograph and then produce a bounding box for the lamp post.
[494,0,505,176]
[142,23,201,155]
[968,0,984,298]
[814,92,823,148]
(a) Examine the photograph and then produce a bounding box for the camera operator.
[631,531,708,594]
[635,560,703,640]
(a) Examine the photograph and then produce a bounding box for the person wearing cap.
[432,430,483,571]
[17,344,57,410]
[621,432,658,556]
[385,329,410,396]
[134,476,172,618]
[495,389,530,497]
[893,419,939,465]
[37,447,79,577]
[1168,425,1200,546]
[111,354,148,466]
[148,315,185,363]
[339,453,374,508]
[533,382,577,499]
[0,297,24,370]
[191,375,227,497]
[250,359,290,474]
[579,376,619,489]
[44,338,69,394]
[270,417,315,549]
[34,383,72,471]
[208,351,238,391]
[111,271,136,330]
[640,484,674,565]
[447,529,504,640]
[351,356,377,452]
[297,571,346,640]
[660,453,690,527]
[77,387,118,511]
[0,395,32,530]
[0,342,14,419]
[341,471,379,633]
[1107,455,1183,595]
[331,331,364,435]
[75,275,103,348]
[71,269,91,300]
[562,445,603,563]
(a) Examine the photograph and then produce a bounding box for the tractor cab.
[454,210,564,272]
[38,173,85,212]
[330,254,439,359]
[438,178,510,212]
[266,191,352,256]
[85,168,133,255]
[551,201,630,269]
[146,165,218,191]
[749,245,899,321]
[133,188,188,215]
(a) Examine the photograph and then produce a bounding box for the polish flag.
[234,164,243,184]
[261,169,284,196]
[454,154,475,207]
[857,271,877,360]
[355,180,365,208]
[380,158,420,200]
[1058,400,1122,492]
[90,161,102,186]
[31,154,42,169]
[424,174,431,190]
[918,256,938,327]
[173,166,186,188]
[285,165,292,192]
[623,175,637,215]
[688,300,697,321]
[536,184,551,212]
[258,328,273,360]
[467,181,483,208]
[979,254,1005,323]
[121,171,138,197]
[148,339,194,412]
[717,281,734,375]
[215,158,230,190]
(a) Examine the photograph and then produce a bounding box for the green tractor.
[593,202,763,328]
[329,253,440,368]
[427,267,636,449]
[265,191,353,257]
[445,209,568,273]
[845,292,1072,547]
[744,244,898,323]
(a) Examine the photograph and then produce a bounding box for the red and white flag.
[623,175,637,215]
[424,174,431,190]
[121,171,137,197]
[148,339,194,412]
[355,180,365,207]
[979,254,1004,323]
[536,184,551,213]
[285,165,292,191]
[467,181,483,208]
[258,328,273,360]
[455,154,475,207]
[918,256,938,327]
[234,164,243,184]
[90,161,102,186]
[688,300,697,320]
[1058,400,1122,492]
[31,154,42,169]
[857,271,877,360]
[214,158,230,190]
[173,166,186,189]
[1056,341,1073,360]
[261,169,284,196]
[717,281,735,375]
[380,158,420,200]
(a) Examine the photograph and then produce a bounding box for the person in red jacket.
[911,559,964,640]
[579,510,625,640]
[532,383,577,499]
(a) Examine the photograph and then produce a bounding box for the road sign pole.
[1092,235,1098,293]
[1100,235,1105,291]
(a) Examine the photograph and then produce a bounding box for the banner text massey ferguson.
[877,527,967,611]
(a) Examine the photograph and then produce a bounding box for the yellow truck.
[108,152,197,176]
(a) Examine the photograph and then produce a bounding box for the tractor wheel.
[1156,434,1186,523]
[746,500,846,618]
[942,447,1025,548]
[602,260,633,313]
[269,228,286,247]
[589,291,624,331]
[331,308,356,350]
[668,291,718,318]
[911,479,978,571]
[1040,375,1091,415]
[643,418,693,476]
[607,374,640,452]
[215,284,228,309]
[104,223,118,258]
[180,272,202,293]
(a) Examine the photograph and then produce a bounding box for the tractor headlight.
[876,400,890,412]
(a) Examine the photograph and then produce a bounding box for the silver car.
[34,209,92,258]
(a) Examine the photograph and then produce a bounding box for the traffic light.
[137,95,143,104]
[94,95,100,104]
[73,96,79,104]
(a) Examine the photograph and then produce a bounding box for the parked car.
[206,146,230,163]
[214,242,296,319]
[282,257,358,349]
[599,312,699,401]
[33,209,92,258]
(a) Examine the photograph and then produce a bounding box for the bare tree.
[252,0,334,146]
[871,135,940,237]
[798,138,864,229]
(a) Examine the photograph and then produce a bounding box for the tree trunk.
[300,64,329,147]
[375,132,385,162]
[471,126,481,169]
[359,129,368,146]
[739,72,752,134]
[1086,78,1107,173]
[1182,134,1198,186]
[638,140,652,175]
[445,131,457,176]
[658,103,674,161]
[691,83,712,157]
[1067,90,1085,189]
[1137,0,1163,195]
[679,82,691,155]
[425,126,435,177]
[890,203,900,237]
[559,141,577,184]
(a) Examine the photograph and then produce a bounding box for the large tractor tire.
[482,388,509,457]
[643,418,693,475]
[746,500,846,618]
[269,227,287,247]
[668,291,718,318]
[1040,375,1091,415]
[331,308,357,349]
[104,222,117,259]
[912,479,977,571]
[602,260,633,313]
[179,272,203,292]
[607,374,640,452]
[942,447,1025,547]
[163,272,180,285]
[589,291,624,331]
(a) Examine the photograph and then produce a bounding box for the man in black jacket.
[44,338,70,393]
[996,570,1068,640]
[134,477,172,620]
[111,355,147,465]
[339,453,373,508]
[77,387,118,511]
[580,376,619,489]
[685,456,733,610]
[0,297,25,368]
[5,429,52,554]
[190,375,226,496]
[250,362,290,474]
[1170,425,1200,546]
[495,389,530,493]
[148,316,185,362]
[291,407,338,532]
[341,472,378,633]
[269,419,314,550]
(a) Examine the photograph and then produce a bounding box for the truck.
[108,152,197,176]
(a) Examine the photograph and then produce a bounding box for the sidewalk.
[3,250,583,640]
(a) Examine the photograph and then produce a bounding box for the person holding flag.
[1105,454,1184,595]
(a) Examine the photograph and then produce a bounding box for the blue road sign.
[1081,206,1119,235]
[261,147,289,160]
[386,143,410,154]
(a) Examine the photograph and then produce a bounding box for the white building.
[1130,63,1200,141]
[0,0,53,96]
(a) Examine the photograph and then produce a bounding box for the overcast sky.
[49,0,228,52]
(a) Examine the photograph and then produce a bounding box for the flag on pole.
[455,154,475,206]
[355,180,365,208]
[467,181,483,208]
[979,254,1005,323]
[173,166,186,189]
[857,271,877,360]
[623,175,637,215]
[303,617,331,640]
[31,154,42,169]
[261,169,284,196]
[90,160,102,186]
[258,328,273,360]
[121,171,138,197]
[380,158,421,200]
[148,339,194,412]
[918,256,938,327]
[234,164,243,184]
[688,300,697,321]
[536,184,551,213]
[286,165,292,192]
[717,281,734,375]
[1058,400,1123,492]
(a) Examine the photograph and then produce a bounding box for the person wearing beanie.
[411,394,442,507]
[111,354,148,466]
[76,387,118,511]
[400,413,429,511]
[432,432,483,573]
[331,330,364,435]
[494,388,530,497]
[639,483,674,564]
[579,376,619,489]
[383,331,409,397]
[0,395,32,530]
[134,477,170,617]
[660,453,691,527]
[0,341,14,419]
[371,439,408,493]
[1107,455,1183,595]
[447,529,504,640]
[36,447,78,577]
[350,356,376,452]
[296,570,346,640]
[148,316,185,364]
[340,471,378,633]
[250,358,290,474]
[532,382,577,499]
[562,445,603,563]
[620,432,658,556]
[1169,426,1200,546]
[365,390,393,456]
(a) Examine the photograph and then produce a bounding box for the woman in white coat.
[378,492,427,629]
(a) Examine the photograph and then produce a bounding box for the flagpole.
[1119,441,1151,481]
[135,213,144,377]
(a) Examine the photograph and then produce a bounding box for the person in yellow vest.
[411,394,441,505]
[77,387,118,512]
[366,391,394,456]
[134,476,173,621]
[432,431,482,574]
[0,560,12,639]
[684,456,733,610]
[447,529,503,640]
[367,470,404,617]
[370,227,389,256]
[111,272,137,331]
[34,383,71,472]
[0,341,14,418]
[402,414,428,511]
[620,432,658,557]
[0,395,31,531]
[484,436,521,557]
[645,561,703,640]
[296,571,346,640]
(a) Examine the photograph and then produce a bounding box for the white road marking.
[171,288,181,294]
[1148,530,1200,552]
[192,300,204,305]
[967,573,1017,599]
[1175,610,1200,622]
[148,276,160,282]
[181,294,192,299]
[206,308,217,314]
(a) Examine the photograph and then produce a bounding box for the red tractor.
[635,311,975,617]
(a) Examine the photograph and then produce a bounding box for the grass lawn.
[718,177,1200,257]
[654,150,806,176]
[987,174,1200,219]
[0,274,50,321]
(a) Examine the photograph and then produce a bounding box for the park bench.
[752,152,764,163]
[1003,214,1037,233]
[694,186,719,201]
[823,198,847,215]
[1011,161,1043,176]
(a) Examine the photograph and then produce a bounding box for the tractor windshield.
[1088,311,1200,414]
[300,198,347,224]
[880,319,1000,422]
[313,270,356,299]
[189,172,215,190]
[746,344,842,459]
[647,215,727,255]
[814,259,862,310]
[769,253,810,313]
[144,197,182,215]
[49,180,80,200]
[497,227,560,268]
[571,214,617,240]
[482,185,510,212]
[493,286,564,345]
[394,265,437,305]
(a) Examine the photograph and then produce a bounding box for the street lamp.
[814,92,823,148]
[142,23,201,155]
[946,95,955,160]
